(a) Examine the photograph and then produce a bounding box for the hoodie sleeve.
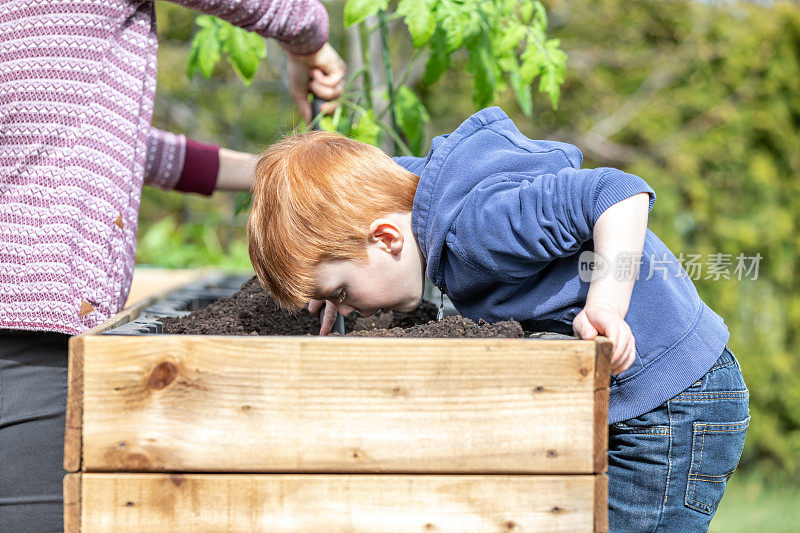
[448,167,656,278]
[392,155,427,175]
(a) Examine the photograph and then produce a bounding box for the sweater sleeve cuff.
[592,169,656,225]
[143,129,186,190]
[174,138,220,196]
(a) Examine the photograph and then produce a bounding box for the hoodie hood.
[409,107,583,288]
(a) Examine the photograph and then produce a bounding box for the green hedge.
[518,0,800,481]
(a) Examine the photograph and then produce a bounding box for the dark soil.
[341,315,525,338]
[161,277,442,336]
[160,276,528,338]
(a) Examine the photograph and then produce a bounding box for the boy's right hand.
[572,303,637,375]
[308,298,338,336]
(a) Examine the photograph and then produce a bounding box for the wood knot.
[578,367,590,377]
[533,386,544,394]
[352,449,361,459]
[241,405,251,411]
[424,524,435,530]
[170,474,184,487]
[125,501,135,507]
[118,441,127,449]
[547,449,558,458]
[505,521,516,529]
[551,506,561,514]
[149,361,177,390]
[124,452,152,470]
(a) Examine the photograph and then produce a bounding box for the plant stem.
[397,48,424,89]
[341,99,369,116]
[358,22,374,111]
[377,48,424,121]
[340,100,413,156]
[378,9,397,153]
[345,66,368,91]
[378,120,413,156]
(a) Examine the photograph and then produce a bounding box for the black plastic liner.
[102,273,252,335]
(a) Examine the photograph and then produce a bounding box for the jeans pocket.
[684,416,750,514]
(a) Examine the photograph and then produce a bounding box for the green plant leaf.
[532,1,548,32]
[538,38,567,109]
[498,23,526,55]
[423,29,450,85]
[394,86,430,154]
[223,26,266,85]
[519,0,535,23]
[467,43,495,108]
[344,0,387,27]
[440,13,463,52]
[350,110,381,146]
[319,116,337,132]
[398,0,436,47]
[510,68,533,117]
[195,14,216,28]
[520,38,545,86]
[234,192,252,216]
[187,24,221,79]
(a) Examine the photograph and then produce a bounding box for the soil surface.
[341,315,525,338]
[160,276,528,338]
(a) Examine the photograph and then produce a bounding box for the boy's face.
[312,212,425,317]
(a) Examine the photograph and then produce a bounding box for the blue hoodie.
[393,107,729,423]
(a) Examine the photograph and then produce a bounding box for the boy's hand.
[308,298,338,336]
[572,304,636,375]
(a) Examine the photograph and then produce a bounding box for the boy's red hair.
[247,131,419,310]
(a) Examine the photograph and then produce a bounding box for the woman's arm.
[162,0,330,55]
[216,147,258,191]
[163,1,345,120]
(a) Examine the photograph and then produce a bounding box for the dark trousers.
[1,329,70,533]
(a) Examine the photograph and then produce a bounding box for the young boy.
[248,107,749,531]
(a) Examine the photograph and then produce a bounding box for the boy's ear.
[368,218,403,254]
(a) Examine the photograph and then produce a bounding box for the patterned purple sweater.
[0,0,328,335]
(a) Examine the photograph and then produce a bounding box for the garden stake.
[311,95,346,335]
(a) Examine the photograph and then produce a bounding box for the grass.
[709,473,800,532]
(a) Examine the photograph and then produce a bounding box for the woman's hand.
[573,303,637,375]
[287,43,346,122]
[308,298,338,336]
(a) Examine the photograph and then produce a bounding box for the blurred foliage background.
[142,0,800,519]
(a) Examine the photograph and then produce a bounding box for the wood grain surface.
[77,335,603,474]
[74,473,603,532]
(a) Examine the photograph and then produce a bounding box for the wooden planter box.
[64,273,611,532]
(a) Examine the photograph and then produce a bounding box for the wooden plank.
[80,335,599,473]
[63,473,81,533]
[594,473,609,533]
[64,337,84,472]
[78,473,597,532]
[593,338,612,473]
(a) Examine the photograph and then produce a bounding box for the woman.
[0,1,345,530]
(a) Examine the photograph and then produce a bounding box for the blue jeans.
[608,346,750,532]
